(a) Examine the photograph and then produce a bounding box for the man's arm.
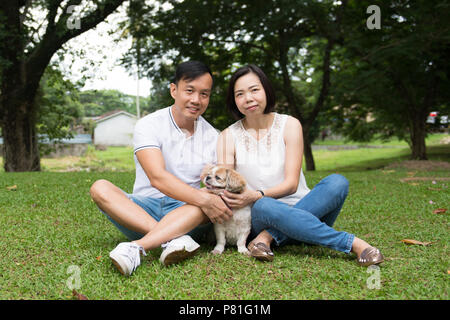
[136,148,232,223]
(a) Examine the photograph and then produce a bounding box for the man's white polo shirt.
[132,106,219,198]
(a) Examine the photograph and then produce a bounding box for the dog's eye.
[215,175,222,181]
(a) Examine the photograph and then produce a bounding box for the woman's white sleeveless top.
[228,113,310,206]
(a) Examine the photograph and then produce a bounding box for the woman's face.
[233,72,267,117]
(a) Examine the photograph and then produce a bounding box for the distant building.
[93,110,137,146]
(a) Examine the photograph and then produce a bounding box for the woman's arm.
[218,128,262,208]
[217,128,236,169]
[259,116,303,199]
[221,117,303,207]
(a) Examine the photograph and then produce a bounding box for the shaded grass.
[313,145,450,172]
[0,169,448,300]
[314,132,448,147]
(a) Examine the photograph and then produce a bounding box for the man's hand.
[199,192,233,224]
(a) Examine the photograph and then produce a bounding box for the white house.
[93,110,137,146]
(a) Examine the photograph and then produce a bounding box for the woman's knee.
[252,197,275,215]
[325,174,349,194]
[252,197,282,222]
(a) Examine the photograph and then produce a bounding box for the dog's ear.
[200,164,215,181]
[225,169,246,193]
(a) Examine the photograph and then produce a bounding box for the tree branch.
[277,28,306,124]
[308,38,333,127]
[19,0,33,24]
[57,0,125,43]
[45,0,66,32]
[25,0,126,91]
[200,36,278,60]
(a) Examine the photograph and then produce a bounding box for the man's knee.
[90,179,112,204]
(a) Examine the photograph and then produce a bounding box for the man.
[90,61,232,276]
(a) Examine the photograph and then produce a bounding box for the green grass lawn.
[314,132,447,147]
[0,134,449,299]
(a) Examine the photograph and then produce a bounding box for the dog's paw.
[211,249,223,255]
[238,247,250,255]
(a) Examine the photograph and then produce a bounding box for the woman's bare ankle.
[351,237,371,257]
[253,230,273,247]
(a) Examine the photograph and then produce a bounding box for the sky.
[58,5,151,97]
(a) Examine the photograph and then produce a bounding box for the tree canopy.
[122,0,348,170]
[1,0,448,171]
[0,0,126,171]
[122,0,449,164]
[327,0,450,159]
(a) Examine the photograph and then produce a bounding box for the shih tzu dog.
[200,165,251,255]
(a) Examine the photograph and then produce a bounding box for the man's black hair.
[173,61,213,85]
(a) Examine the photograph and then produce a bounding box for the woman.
[217,64,384,266]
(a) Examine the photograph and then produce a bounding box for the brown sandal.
[357,247,384,267]
[248,242,274,262]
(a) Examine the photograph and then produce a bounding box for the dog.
[200,165,251,255]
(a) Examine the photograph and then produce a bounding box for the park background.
[0,0,449,300]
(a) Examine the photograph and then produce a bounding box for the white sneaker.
[160,235,200,266]
[109,242,146,276]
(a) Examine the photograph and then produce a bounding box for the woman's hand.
[220,188,262,209]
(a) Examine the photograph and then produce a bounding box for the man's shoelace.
[122,244,146,271]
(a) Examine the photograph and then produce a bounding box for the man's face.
[170,73,213,121]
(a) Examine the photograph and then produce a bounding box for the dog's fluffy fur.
[200,165,251,255]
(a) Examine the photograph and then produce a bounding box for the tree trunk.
[408,72,439,161]
[0,28,43,172]
[302,127,316,171]
[2,102,41,172]
[282,39,333,172]
[409,113,427,160]
[278,30,317,171]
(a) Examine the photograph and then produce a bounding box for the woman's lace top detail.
[228,113,310,205]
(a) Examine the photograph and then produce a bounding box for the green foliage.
[328,0,450,145]
[79,89,150,116]
[35,66,83,155]
[120,0,449,160]
[121,0,341,131]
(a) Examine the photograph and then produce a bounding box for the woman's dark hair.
[173,60,213,85]
[226,64,276,120]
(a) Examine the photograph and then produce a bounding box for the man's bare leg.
[134,204,209,251]
[90,179,157,235]
[94,180,211,273]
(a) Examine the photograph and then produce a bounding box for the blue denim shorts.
[101,194,214,243]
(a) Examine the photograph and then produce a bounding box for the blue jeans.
[251,174,355,253]
[101,194,213,243]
